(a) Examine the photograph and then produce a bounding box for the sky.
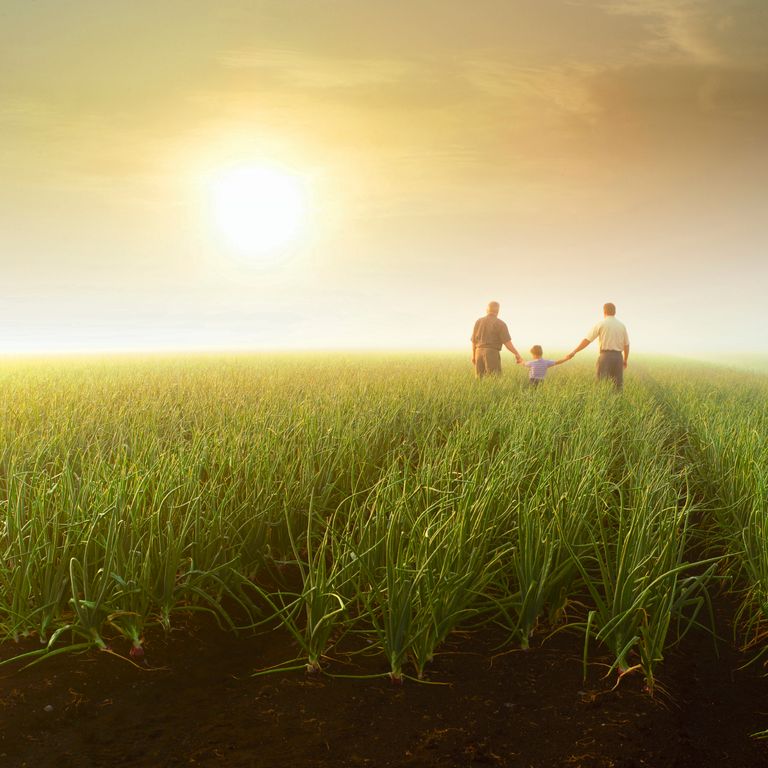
[1,0,766,355]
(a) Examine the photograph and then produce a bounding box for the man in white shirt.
[566,303,630,389]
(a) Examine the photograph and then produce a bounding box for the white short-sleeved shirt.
[586,316,629,352]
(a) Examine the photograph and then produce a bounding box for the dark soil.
[1,608,767,768]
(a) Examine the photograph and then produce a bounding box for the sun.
[208,165,307,264]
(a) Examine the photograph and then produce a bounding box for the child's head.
[530,345,543,359]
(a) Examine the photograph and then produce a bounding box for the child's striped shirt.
[524,359,556,380]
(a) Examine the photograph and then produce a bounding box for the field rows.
[0,356,766,692]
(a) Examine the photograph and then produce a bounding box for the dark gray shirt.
[472,314,512,350]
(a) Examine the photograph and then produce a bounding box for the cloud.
[219,49,409,89]
[0,97,52,126]
[594,0,768,67]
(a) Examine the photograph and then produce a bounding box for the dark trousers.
[475,347,502,377]
[596,350,624,389]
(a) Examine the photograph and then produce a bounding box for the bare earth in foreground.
[1,605,767,768]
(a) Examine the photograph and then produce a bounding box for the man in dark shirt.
[471,301,522,377]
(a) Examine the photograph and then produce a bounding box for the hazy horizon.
[2,1,766,355]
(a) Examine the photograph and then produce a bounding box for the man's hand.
[515,355,523,364]
[623,360,628,369]
[471,357,476,365]
[569,339,591,359]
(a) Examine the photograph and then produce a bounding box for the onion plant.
[0,352,760,698]
[245,500,356,673]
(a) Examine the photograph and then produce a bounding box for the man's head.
[487,301,500,315]
[603,302,616,317]
[530,345,543,359]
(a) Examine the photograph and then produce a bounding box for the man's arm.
[471,341,476,364]
[552,357,570,366]
[623,343,630,368]
[567,338,592,359]
[503,340,522,363]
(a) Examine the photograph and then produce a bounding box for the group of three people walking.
[471,301,630,389]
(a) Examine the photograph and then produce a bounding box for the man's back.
[587,316,629,352]
[472,314,511,350]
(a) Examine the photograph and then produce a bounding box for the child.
[519,345,569,387]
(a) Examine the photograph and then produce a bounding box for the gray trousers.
[475,347,502,377]
[596,350,624,389]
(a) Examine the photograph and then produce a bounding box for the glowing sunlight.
[208,164,308,265]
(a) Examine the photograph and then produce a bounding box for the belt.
[599,349,622,354]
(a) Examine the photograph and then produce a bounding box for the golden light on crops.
[208,164,308,265]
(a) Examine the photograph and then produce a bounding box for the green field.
[1,355,766,694]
